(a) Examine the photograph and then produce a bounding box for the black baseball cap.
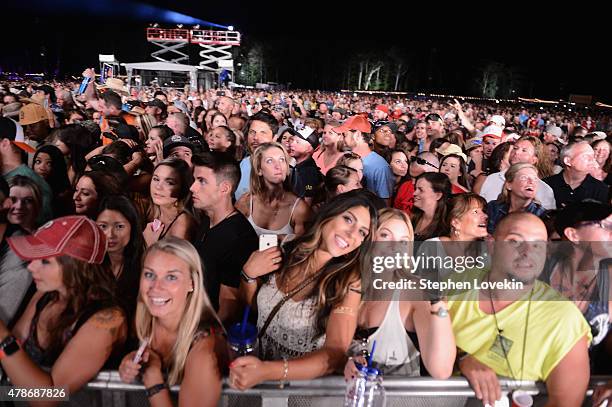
[147,99,167,111]
[34,85,56,103]
[425,113,444,123]
[163,135,194,157]
[374,121,398,134]
[554,200,612,237]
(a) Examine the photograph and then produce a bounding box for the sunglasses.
[410,156,439,169]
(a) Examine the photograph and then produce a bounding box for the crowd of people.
[0,72,611,406]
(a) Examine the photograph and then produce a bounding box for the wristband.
[145,383,168,398]
[0,335,21,360]
[241,269,257,284]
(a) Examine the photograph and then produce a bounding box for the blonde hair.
[377,208,414,242]
[498,163,539,204]
[249,142,292,202]
[516,136,553,178]
[135,237,221,385]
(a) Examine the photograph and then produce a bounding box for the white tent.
[121,61,201,91]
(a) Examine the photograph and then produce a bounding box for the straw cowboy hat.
[97,78,129,95]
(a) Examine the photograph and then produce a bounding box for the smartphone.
[217,91,225,97]
[259,234,278,251]
[133,337,150,364]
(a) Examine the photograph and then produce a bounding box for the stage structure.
[146,28,191,64]
[146,26,241,81]
[122,61,202,91]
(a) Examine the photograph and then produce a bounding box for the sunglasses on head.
[410,156,438,169]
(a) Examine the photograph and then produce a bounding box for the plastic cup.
[511,390,533,407]
[227,322,258,360]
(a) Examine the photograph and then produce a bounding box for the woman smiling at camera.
[0,216,127,400]
[118,237,226,407]
[229,190,378,390]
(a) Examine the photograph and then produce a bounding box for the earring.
[453,228,460,237]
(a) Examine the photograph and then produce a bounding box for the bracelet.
[458,352,470,362]
[145,383,168,398]
[241,269,257,284]
[0,335,21,360]
[279,357,289,389]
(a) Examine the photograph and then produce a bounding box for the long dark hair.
[57,124,99,184]
[440,153,470,190]
[278,189,379,338]
[76,171,124,219]
[46,255,119,361]
[151,158,193,210]
[411,172,452,240]
[32,144,71,195]
[487,142,513,174]
[98,195,145,315]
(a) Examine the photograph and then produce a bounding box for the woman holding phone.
[118,237,226,407]
[229,190,378,390]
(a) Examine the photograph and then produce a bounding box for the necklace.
[487,275,533,386]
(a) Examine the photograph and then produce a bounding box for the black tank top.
[23,293,122,369]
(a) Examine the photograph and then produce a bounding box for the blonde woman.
[345,209,455,378]
[236,142,311,242]
[486,163,546,234]
[313,121,345,175]
[118,237,226,406]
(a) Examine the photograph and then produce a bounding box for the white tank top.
[247,194,300,238]
[364,295,421,376]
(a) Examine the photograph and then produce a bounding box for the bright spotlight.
[228,25,234,31]
[177,24,183,28]
[193,24,200,29]
[152,23,159,28]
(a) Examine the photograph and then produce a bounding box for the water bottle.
[344,365,386,407]
[227,321,258,361]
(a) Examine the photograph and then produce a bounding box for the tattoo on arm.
[91,308,124,337]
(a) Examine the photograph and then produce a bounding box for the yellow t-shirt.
[449,280,591,381]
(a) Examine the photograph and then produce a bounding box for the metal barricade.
[71,372,611,407]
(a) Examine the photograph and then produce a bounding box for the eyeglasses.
[410,156,438,169]
[516,175,538,183]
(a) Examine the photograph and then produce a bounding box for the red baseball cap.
[375,105,389,115]
[334,115,372,134]
[8,216,107,264]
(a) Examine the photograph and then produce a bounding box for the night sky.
[2,0,609,100]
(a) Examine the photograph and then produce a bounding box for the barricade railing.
[1,370,609,406]
[77,372,611,407]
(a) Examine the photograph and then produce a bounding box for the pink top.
[313,148,344,175]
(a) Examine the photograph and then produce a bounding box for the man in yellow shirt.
[450,213,591,407]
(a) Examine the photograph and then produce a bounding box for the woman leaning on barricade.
[0,216,127,398]
[229,189,378,390]
[118,237,226,407]
[344,208,456,379]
